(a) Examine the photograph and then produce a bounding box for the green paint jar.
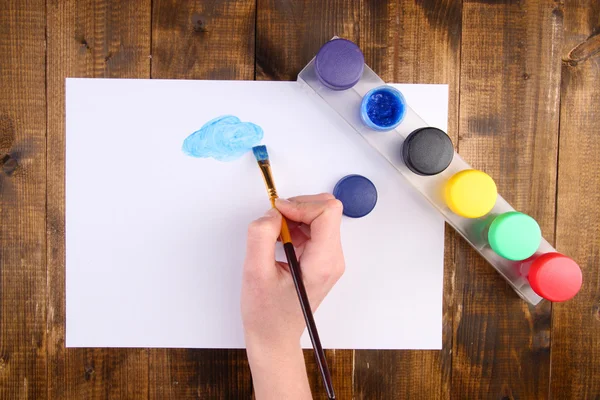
[487,211,542,261]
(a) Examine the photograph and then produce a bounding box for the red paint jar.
[518,252,582,302]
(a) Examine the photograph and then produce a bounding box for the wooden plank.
[46,1,151,398]
[551,1,600,397]
[152,0,255,80]
[354,1,461,398]
[149,1,255,398]
[453,1,563,398]
[256,0,359,80]
[149,349,252,399]
[255,1,358,398]
[0,1,48,398]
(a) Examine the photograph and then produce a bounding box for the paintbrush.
[252,145,335,400]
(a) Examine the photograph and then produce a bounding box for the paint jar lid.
[315,39,365,90]
[528,252,582,302]
[333,174,377,218]
[360,86,407,131]
[487,212,541,260]
[444,169,497,218]
[402,127,454,176]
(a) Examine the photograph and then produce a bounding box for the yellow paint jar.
[444,169,497,218]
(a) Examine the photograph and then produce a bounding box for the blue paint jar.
[333,174,378,218]
[360,86,406,131]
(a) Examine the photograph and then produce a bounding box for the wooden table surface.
[1,1,599,399]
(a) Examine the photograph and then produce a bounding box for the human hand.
[242,193,345,349]
[241,193,345,399]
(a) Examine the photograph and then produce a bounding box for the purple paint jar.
[315,38,364,90]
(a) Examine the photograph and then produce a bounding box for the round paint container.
[519,252,582,302]
[484,211,542,261]
[333,174,378,218]
[315,38,364,90]
[402,127,454,176]
[444,169,497,218]
[360,86,406,131]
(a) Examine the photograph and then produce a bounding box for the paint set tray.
[297,42,566,306]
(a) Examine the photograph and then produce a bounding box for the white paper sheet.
[66,78,448,349]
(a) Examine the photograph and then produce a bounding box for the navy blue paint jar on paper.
[333,174,378,218]
[360,86,406,131]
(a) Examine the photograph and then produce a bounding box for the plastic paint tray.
[297,47,558,306]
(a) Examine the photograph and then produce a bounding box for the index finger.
[274,197,343,244]
[287,193,336,204]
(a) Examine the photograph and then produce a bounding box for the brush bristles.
[252,145,269,162]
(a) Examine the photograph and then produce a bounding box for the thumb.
[244,208,282,276]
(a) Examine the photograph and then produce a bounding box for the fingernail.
[265,208,279,217]
[275,198,291,206]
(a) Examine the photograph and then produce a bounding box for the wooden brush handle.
[279,214,293,244]
[283,241,335,400]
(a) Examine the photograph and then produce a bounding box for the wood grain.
[149,1,255,398]
[256,0,359,81]
[0,1,597,398]
[149,349,252,399]
[552,1,600,398]
[256,1,359,397]
[46,0,151,398]
[354,1,461,398]
[152,0,255,80]
[453,0,563,398]
[0,1,47,399]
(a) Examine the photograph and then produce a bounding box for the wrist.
[245,332,302,360]
[245,337,311,400]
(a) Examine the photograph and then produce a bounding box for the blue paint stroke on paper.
[182,115,264,162]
